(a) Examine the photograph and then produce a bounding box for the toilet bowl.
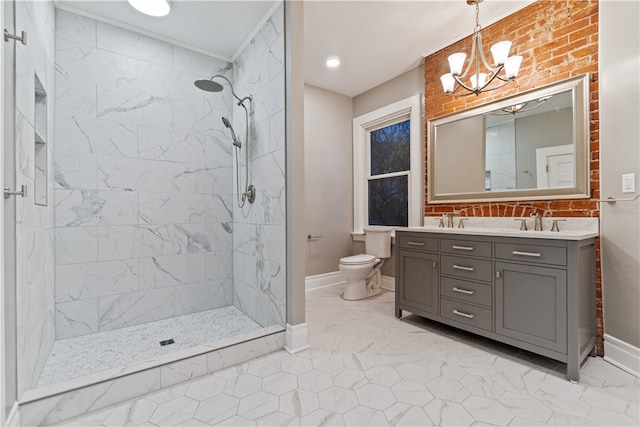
[339,228,392,300]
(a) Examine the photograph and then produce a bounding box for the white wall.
[232,4,286,328]
[304,85,353,276]
[53,10,234,338]
[600,1,640,351]
[14,0,56,396]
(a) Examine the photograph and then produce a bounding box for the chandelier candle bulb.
[440,73,455,93]
[470,73,487,90]
[504,55,523,79]
[490,41,512,65]
[448,53,467,75]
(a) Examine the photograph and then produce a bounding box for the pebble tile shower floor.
[38,306,262,386]
[60,287,639,426]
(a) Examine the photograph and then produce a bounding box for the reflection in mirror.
[428,74,589,203]
[485,91,573,191]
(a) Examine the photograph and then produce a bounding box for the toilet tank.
[364,227,392,258]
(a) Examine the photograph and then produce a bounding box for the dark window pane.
[368,176,408,227]
[370,119,410,175]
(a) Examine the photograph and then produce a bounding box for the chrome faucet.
[531,213,543,231]
[446,213,454,228]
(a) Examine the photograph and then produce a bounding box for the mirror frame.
[427,74,590,204]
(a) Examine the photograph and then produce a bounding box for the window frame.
[353,94,423,235]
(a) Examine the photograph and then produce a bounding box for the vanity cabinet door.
[495,262,567,353]
[397,249,439,316]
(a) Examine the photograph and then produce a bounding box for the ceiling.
[56,0,535,97]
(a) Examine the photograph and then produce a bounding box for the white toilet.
[339,228,392,300]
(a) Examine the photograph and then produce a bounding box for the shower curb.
[18,331,284,427]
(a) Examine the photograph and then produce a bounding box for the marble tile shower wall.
[231,5,286,328]
[53,10,236,340]
[14,0,56,395]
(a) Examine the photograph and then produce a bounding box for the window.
[353,94,422,234]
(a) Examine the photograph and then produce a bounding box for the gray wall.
[351,65,424,279]
[353,66,424,117]
[285,0,306,327]
[304,85,353,276]
[600,1,640,349]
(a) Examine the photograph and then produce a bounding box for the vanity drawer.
[495,243,566,266]
[441,277,492,307]
[441,239,492,258]
[441,298,492,331]
[441,255,492,282]
[397,234,438,252]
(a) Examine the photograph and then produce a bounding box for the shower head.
[194,79,224,92]
[194,74,252,108]
[222,116,241,147]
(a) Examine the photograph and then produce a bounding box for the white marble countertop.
[400,217,599,240]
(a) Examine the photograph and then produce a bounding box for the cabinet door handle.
[452,287,475,295]
[452,245,474,251]
[407,241,425,247]
[432,261,438,269]
[452,264,475,272]
[496,271,501,279]
[512,250,542,257]
[452,309,475,319]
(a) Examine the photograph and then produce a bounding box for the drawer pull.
[407,241,425,247]
[512,250,542,258]
[452,245,474,251]
[452,264,475,272]
[452,309,475,319]
[452,287,475,295]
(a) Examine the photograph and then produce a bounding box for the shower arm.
[209,74,252,107]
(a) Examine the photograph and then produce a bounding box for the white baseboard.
[381,275,395,292]
[604,334,640,378]
[305,271,345,292]
[285,323,311,354]
[7,401,20,427]
[305,271,396,293]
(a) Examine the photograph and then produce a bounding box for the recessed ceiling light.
[128,0,171,17]
[326,56,341,68]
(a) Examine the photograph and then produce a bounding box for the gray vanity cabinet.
[495,262,567,353]
[395,230,596,382]
[396,249,439,317]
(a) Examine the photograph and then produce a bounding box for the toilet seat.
[339,254,376,265]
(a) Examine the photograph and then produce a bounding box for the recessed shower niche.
[34,74,47,206]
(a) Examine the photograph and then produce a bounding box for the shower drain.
[159,338,175,347]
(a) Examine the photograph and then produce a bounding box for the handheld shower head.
[222,116,241,147]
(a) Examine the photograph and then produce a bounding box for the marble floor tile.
[59,286,640,427]
[38,305,267,386]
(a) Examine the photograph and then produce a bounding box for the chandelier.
[440,0,522,96]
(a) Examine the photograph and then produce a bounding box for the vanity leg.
[566,360,580,383]
[396,308,402,318]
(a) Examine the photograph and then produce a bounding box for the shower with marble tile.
[13,0,286,400]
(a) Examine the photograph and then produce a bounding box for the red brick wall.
[423,0,602,353]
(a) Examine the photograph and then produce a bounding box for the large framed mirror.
[428,74,590,203]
